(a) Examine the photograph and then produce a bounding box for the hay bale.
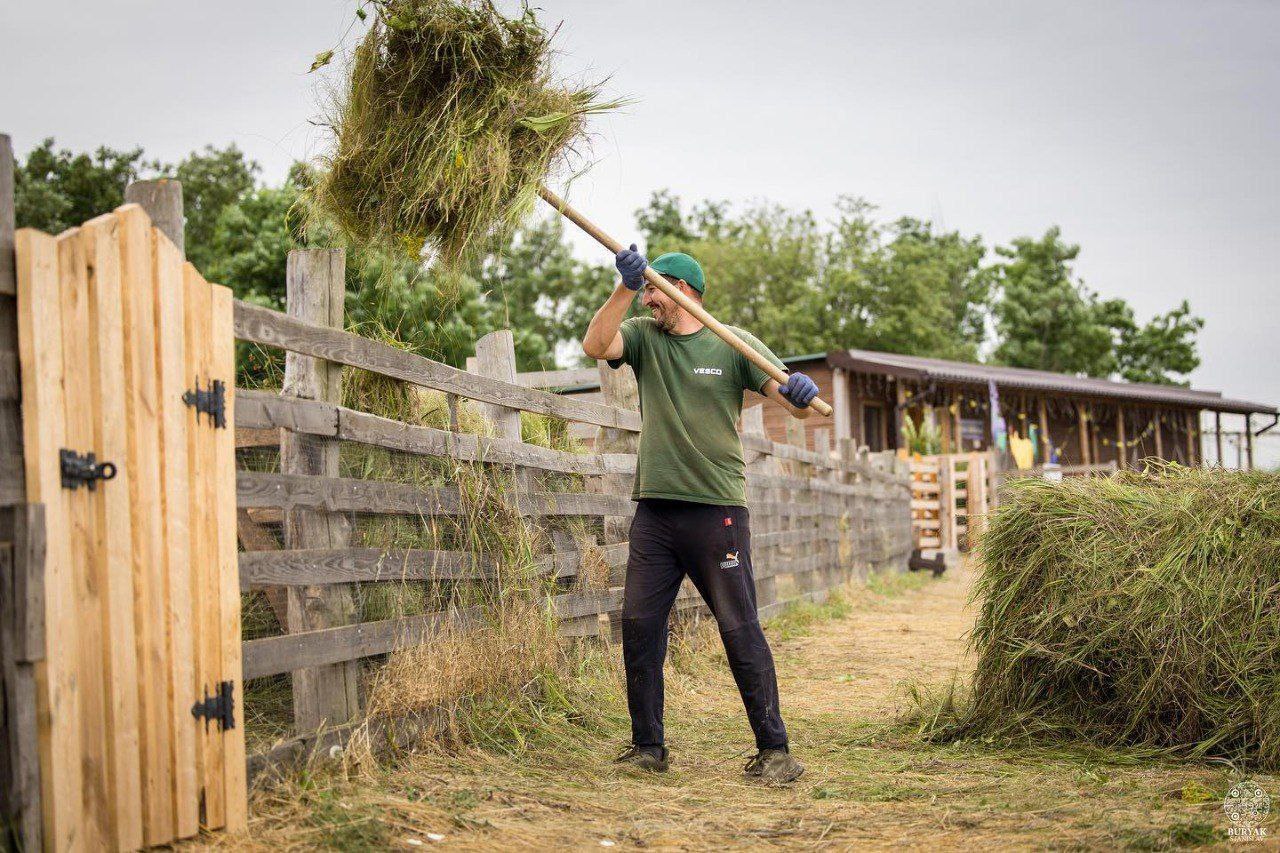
[312,0,618,268]
[959,465,1280,767]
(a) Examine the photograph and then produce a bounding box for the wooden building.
[547,349,1277,470]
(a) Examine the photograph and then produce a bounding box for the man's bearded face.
[641,282,682,332]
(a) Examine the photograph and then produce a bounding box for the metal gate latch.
[191,680,236,731]
[183,377,226,429]
[59,449,117,491]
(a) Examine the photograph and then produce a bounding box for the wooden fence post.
[281,249,360,733]
[938,457,955,552]
[0,131,43,853]
[124,180,184,256]
[740,406,779,610]
[474,331,522,444]
[595,359,639,548]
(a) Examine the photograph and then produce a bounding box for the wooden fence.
[910,452,996,553]
[911,452,1121,553]
[0,169,914,846]
[232,247,914,769]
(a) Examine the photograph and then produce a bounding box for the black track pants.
[621,498,788,751]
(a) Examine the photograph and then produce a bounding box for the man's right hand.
[616,243,648,291]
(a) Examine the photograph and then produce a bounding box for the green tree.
[1115,300,1203,385]
[860,216,992,360]
[166,145,259,273]
[478,215,613,370]
[992,228,1118,376]
[14,138,153,232]
[992,227,1202,383]
[632,190,992,360]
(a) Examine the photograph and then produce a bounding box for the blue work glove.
[615,243,648,291]
[780,372,819,408]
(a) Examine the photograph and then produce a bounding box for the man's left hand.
[780,372,819,408]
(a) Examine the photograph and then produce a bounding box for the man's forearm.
[582,283,634,359]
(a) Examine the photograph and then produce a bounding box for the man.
[581,244,820,784]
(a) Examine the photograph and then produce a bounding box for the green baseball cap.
[650,252,706,294]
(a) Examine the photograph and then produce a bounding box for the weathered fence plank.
[0,134,32,853]
[237,389,633,476]
[242,606,483,679]
[237,471,635,518]
[238,543,630,589]
[233,300,642,431]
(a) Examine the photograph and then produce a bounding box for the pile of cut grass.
[931,464,1280,767]
[312,0,620,269]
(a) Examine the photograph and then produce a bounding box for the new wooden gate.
[15,205,245,849]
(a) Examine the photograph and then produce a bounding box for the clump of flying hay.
[943,464,1280,767]
[312,0,620,268]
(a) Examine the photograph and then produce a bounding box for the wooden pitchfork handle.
[538,186,834,418]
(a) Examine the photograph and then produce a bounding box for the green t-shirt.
[609,317,785,506]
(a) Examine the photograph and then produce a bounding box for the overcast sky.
[3,0,1277,430]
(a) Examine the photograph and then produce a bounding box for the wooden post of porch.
[1153,410,1164,462]
[1037,396,1049,463]
[894,381,906,453]
[1215,411,1224,467]
[1077,403,1090,465]
[1184,411,1197,467]
[1116,406,1126,470]
[1245,415,1254,470]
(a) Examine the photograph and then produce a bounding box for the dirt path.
[226,564,1277,851]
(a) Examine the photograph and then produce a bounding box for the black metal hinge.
[59,449,117,491]
[192,680,236,731]
[183,377,226,429]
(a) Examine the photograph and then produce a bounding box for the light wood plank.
[210,284,248,832]
[57,227,113,844]
[117,204,175,844]
[183,262,225,829]
[81,213,145,849]
[15,227,83,852]
[152,226,199,836]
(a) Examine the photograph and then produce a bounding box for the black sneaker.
[614,744,670,772]
[744,748,804,784]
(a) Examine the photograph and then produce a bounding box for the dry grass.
[925,465,1280,768]
[195,561,1280,850]
[311,0,621,270]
